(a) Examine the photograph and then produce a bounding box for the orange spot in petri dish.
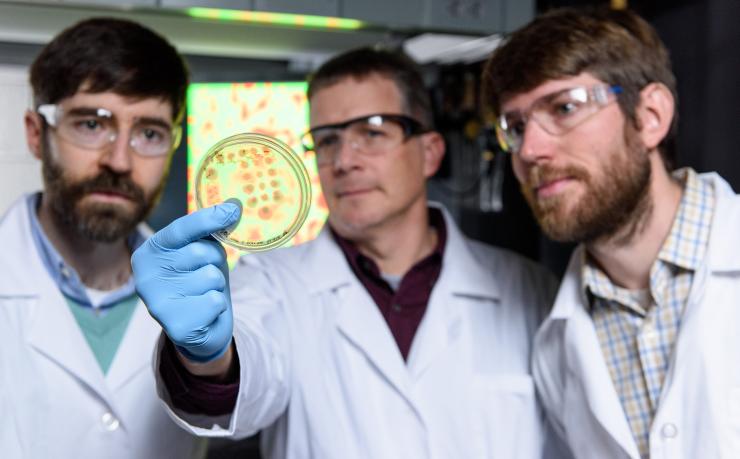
[238,149,246,157]
[259,182,266,190]
[242,173,253,181]
[227,152,235,162]
[265,157,273,165]
[240,161,248,169]
[205,168,217,180]
[268,168,277,177]
[273,190,283,201]
[248,228,262,241]
[247,197,258,208]
[258,206,273,220]
[270,180,279,188]
[244,184,255,194]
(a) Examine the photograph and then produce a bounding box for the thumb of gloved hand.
[132,202,241,362]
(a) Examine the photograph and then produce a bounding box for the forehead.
[58,91,173,121]
[500,73,605,113]
[308,75,404,127]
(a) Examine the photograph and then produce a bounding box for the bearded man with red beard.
[0,18,204,459]
[484,6,740,459]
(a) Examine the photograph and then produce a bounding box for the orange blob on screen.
[195,133,312,252]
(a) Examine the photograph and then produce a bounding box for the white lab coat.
[155,205,564,459]
[0,195,205,459]
[533,173,740,459]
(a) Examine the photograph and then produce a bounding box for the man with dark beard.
[0,18,204,458]
[483,7,740,459]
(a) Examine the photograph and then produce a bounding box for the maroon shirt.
[161,208,447,415]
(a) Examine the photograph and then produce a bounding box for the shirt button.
[101,412,120,432]
[60,266,71,279]
[660,422,678,439]
[391,303,402,312]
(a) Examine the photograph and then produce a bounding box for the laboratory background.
[0,0,737,456]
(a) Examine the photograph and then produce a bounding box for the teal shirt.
[65,294,139,375]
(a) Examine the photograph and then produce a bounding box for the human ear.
[420,131,446,178]
[635,82,675,150]
[24,110,44,160]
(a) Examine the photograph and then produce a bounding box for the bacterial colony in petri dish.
[194,133,311,252]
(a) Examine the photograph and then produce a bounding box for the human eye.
[315,132,339,150]
[66,116,111,141]
[357,118,395,140]
[135,125,170,145]
[501,113,526,136]
[547,89,589,118]
[360,126,387,138]
[71,117,106,133]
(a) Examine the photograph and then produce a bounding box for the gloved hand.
[132,202,241,363]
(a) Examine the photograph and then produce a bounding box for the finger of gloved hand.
[156,290,230,345]
[168,264,227,297]
[165,238,228,272]
[135,264,227,307]
[150,202,241,251]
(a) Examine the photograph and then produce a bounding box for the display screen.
[186,82,328,261]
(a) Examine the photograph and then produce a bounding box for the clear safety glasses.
[495,84,623,154]
[301,113,429,166]
[37,104,182,157]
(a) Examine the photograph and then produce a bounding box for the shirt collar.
[656,167,715,270]
[26,193,145,308]
[330,207,447,279]
[582,167,715,304]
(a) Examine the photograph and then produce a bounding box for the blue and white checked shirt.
[583,168,714,458]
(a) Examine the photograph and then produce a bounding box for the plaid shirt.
[583,168,714,458]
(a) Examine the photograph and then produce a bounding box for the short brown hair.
[482,7,678,167]
[30,17,189,122]
[307,47,434,129]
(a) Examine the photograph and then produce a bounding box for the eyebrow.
[64,106,173,130]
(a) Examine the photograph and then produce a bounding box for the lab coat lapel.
[556,248,640,459]
[406,211,498,380]
[27,278,111,402]
[0,197,112,403]
[335,284,412,399]
[304,230,412,400]
[106,298,160,393]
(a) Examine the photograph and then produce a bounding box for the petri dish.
[194,133,312,252]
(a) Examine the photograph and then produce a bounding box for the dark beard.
[520,124,652,245]
[41,140,159,243]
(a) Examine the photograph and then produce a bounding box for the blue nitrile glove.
[132,202,241,363]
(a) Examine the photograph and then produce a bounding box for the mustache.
[526,163,590,189]
[68,169,146,204]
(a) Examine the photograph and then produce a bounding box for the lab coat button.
[101,412,120,431]
[660,422,678,439]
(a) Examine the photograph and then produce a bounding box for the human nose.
[330,133,362,172]
[515,117,555,164]
[99,130,133,173]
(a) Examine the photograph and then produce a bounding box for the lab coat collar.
[301,203,501,301]
[704,173,740,272]
[433,203,502,301]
